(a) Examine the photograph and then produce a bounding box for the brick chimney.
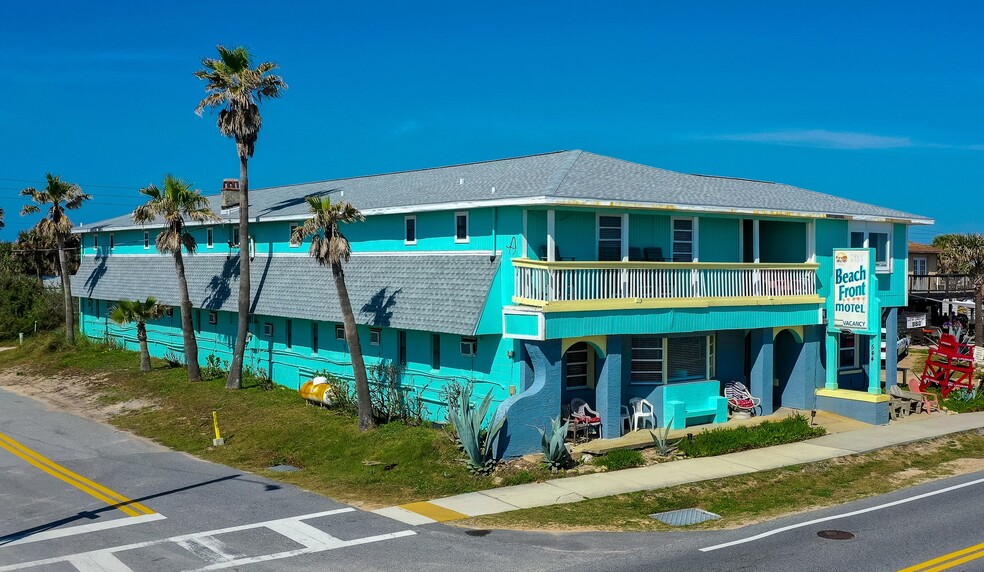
[221,178,240,209]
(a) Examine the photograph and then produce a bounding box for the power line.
[0,177,137,190]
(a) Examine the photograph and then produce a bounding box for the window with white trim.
[839,332,859,369]
[631,336,664,383]
[206,227,214,248]
[370,327,382,346]
[460,336,477,357]
[597,215,622,261]
[143,231,150,249]
[335,324,346,340]
[93,234,99,249]
[405,215,417,245]
[289,223,300,247]
[631,335,716,384]
[454,212,469,243]
[671,218,695,262]
[208,311,218,325]
[565,342,590,389]
[232,227,240,247]
[849,222,891,272]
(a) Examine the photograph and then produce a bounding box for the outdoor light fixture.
[810,410,817,427]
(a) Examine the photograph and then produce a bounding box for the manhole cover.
[817,530,855,540]
[465,529,491,537]
[267,464,300,472]
[649,508,720,526]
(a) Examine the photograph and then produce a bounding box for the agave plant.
[649,418,682,457]
[536,416,574,472]
[447,384,504,475]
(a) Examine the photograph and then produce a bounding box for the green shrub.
[500,470,538,486]
[678,414,826,458]
[941,385,984,413]
[594,449,645,470]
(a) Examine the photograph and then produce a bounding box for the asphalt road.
[2,386,984,571]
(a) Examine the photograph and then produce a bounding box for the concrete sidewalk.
[373,411,984,526]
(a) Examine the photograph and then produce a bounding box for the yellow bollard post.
[212,410,224,446]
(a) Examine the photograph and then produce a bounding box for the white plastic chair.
[570,398,601,438]
[628,397,656,431]
[619,405,631,435]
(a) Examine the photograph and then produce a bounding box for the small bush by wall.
[678,414,826,458]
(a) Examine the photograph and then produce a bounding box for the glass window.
[565,342,590,388]
[208,311,218,325]
[708,334,716,379]
[460,336,477,357]
[207,227,213,248]
[850,232,865,248]
[598,215,622,261]
[232,227,240,247]
[405,216,416,245]
[839,332,858,369]
[93,234,99,249]
[672,218,694,262]
[335,324,345,340]
[143,231,150,249]
[849,225,891,272]
[286,319,293,349]
[667,336,707,382]
[370,328,381,346]
[455,212,468,243]
[110,233,115,250]
[311,322,319,354]
[870,232,889,269]
[289,223,300,247]
[431,333,441,369]
[631,336,663,383]
[398,331,406,365]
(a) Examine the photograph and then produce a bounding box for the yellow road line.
[900,540,984,572]
[398,501,468,522]
[0,432,153,517]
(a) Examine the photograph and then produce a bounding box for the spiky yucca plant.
[447,384,504,475]
[649,418,682,457]
[537,416,574,472]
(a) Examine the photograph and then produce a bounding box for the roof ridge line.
[543,150,583,197]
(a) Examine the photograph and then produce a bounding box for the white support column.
[692,217,700,262]
[522,209,528,258]
[620,213,630,261]
[546,209,556,262]
[807,220,816,262]
[752,219,761,263]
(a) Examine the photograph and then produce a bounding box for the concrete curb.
[376,412,984,526]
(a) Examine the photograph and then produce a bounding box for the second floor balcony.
[513,259,820,310]
[909,273,974,296]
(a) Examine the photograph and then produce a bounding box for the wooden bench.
[663,380,728,430]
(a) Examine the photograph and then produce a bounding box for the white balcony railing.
[513,259,818,306]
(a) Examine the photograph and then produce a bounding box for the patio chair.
[537,245,575,261]
[907,378,940,414]
[620,404,631,435]
[628,247,643,261]
[644,247,668,262]
[888,385,923,419]
[570,398,602,439]
[724,381,761,416]
[627,397,656,431]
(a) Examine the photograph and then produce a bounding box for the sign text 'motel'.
[831,248,877,334]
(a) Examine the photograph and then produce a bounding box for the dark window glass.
[398,331,407,365]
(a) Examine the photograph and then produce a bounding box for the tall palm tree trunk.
[57,234,75,345]
[227,155,250,389]
[137,323,151,372]
[173,250,202,381]
[333,262,375,430]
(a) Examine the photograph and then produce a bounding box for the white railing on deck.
[513,260,818,304]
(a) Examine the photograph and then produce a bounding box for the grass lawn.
[463,431,984,531]
[0,333,508,507]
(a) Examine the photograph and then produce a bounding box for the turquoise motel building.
[71,151,932,456]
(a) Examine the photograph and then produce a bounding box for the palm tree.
[133,175,220,382]
[194,45,287,390]
[110,298,165,372]
[934,233,984,346]
[20,174,91,345]
[292,196,375,430]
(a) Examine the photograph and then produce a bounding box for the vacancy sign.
[832,248,875,334]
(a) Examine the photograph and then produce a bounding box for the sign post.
[827,248,880,393]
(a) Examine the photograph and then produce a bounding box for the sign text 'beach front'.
[832,249,875,334]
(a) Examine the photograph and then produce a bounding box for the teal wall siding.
[814,219,907,307]
[815,218,847,300]
[759,221,806,263]
[79,297,519,425]
[526,210,546,258]
[698,217,740,262]
[552,210,595,261]
[543,304,822,338]
[629,214,671,257]
[503,313,540,337]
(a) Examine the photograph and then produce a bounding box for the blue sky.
[1,1,981,245]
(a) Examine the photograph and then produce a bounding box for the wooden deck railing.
[513,259,819,306]
[909,274,973,294]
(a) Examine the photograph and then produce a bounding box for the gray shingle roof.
[73,253,500,336]
[77,150,932,231]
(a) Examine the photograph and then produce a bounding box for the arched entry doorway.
[773,328,803,409]
[561,338,605,409]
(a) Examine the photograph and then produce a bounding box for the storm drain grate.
[649,508,720,526]
[267,464,300,472]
